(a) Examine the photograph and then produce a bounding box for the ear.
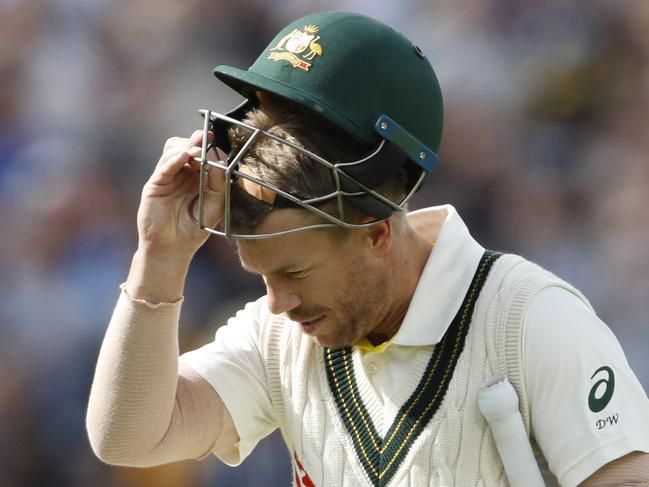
[363,218,393,257]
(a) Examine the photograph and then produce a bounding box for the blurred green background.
[1,0,648,485]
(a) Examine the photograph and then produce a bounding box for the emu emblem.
[268,24,323,71]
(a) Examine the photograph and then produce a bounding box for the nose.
[265,278,301,315]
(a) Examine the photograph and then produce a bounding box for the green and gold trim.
[325,250,502,486]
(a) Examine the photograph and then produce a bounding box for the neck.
[365,229,433,345]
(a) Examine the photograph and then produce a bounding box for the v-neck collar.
[323,250,502,486]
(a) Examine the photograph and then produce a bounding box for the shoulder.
[524,286,611,384]
[482,252,592,318]
[522,284,649,486]
[474,252,585,332]
[488,253,573,294]
[481,253,554,303]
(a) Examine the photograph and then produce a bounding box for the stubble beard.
[319,258,391,349]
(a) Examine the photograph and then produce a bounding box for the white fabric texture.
[525,287,649,486]
[180,205,649,486]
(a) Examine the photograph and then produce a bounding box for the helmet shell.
[214,11,443,155]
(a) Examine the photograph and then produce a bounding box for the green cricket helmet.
[194,11,443,238]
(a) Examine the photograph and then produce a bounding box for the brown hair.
[228,93,407,233]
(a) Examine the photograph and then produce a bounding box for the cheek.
[341,262,388,313]
[309,266,348,298]
[329,274,365,316]
[292,277,329,307]
[303,251,368,311]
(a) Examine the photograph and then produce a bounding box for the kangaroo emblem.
[270,29,299,52]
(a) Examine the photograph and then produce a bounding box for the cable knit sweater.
[260,252,588,486]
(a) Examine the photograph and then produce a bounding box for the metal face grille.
[191,109,427,239]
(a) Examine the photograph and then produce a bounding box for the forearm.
[86,285,184,466]
[86,284,233,467]
[124,248,192,303]
[86,129,233,466]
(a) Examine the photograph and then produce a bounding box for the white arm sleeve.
[86,288,231,467]
[524,287,649,487]
[180,296,277,465]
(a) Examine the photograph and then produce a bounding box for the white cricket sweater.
[261,252,588,486]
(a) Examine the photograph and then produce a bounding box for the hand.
[136,129,226,259]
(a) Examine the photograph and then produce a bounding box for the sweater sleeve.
[180,297,278,466]
[86,287,235,467]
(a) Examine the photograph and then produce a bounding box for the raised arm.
[86,130,237,466]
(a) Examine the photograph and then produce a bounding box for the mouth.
[297,315,326,335]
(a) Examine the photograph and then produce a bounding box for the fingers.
[186,146,210,169]
[153,130,219,184]
[159,131,214,167]
[189,129,209,146]
[162,130,212,153]
[183,146,227,194]
[152,149,193,185]
[148,129,230,210]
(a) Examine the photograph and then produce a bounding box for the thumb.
[215,146,229,161]
[196,147,228,229]
[206,147,228,193]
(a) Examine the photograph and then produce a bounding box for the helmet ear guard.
[335,140,410,220]
[336,114,438,219]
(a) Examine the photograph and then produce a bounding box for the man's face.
[237,209,390,348]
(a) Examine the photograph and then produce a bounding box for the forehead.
[237,230,334,275]
[236,209,338,274]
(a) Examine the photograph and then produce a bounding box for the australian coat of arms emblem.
[268,25,323,71]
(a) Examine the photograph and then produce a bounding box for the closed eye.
[283,269,308,279]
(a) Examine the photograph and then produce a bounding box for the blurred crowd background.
[1,0,648,485]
